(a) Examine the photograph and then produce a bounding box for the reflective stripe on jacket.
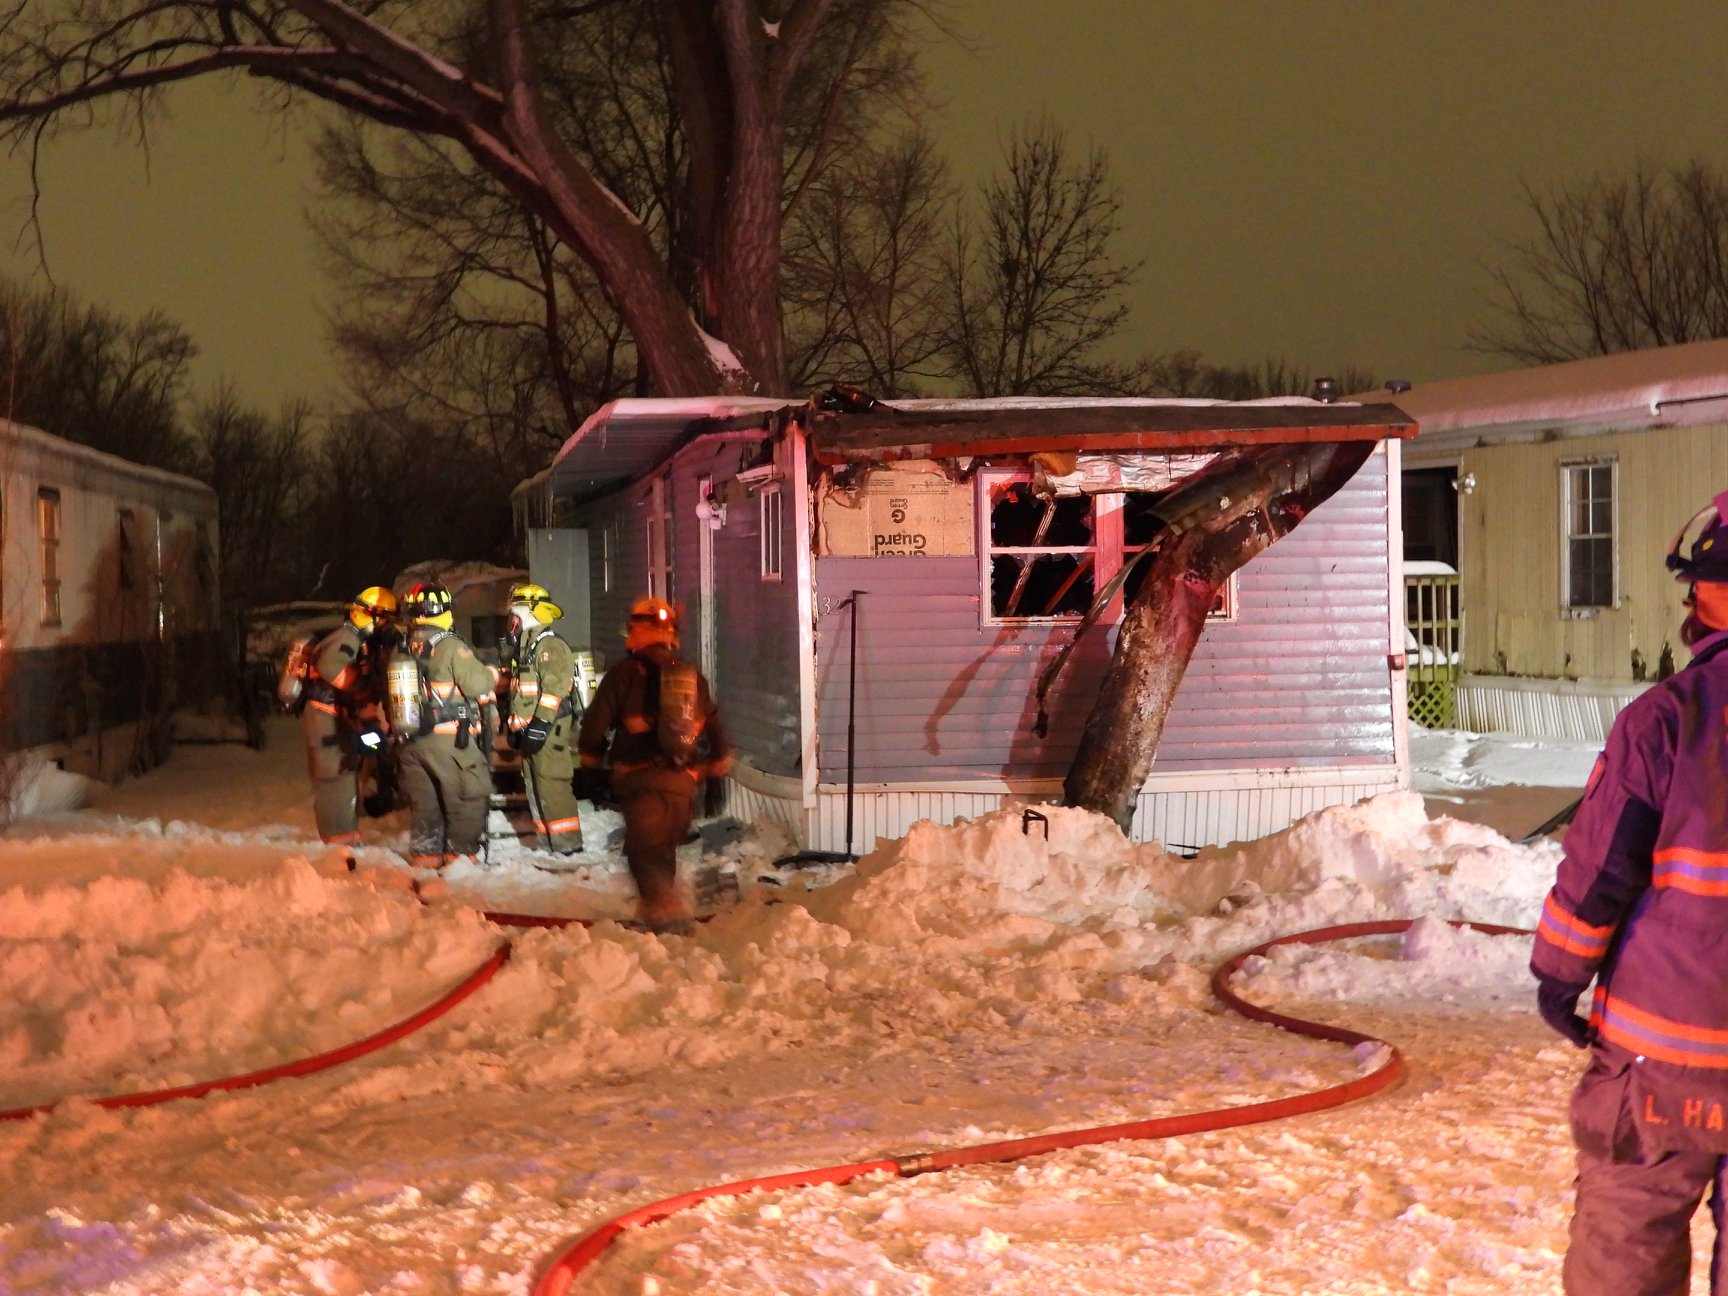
[1532,635,1728,1070]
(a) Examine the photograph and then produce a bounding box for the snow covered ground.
[2,717,1688,1295]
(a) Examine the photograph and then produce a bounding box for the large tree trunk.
[491,0,731,396]
[1064,440,1377,830]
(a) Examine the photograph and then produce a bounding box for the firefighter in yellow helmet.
[500,581,587,861]
[391,581,500,868]
[577,596,731,933]
[299,586,399,853]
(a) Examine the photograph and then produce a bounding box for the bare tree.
[1142,349,1377,401]
[1476,160,1728,364]
[783,126,951,395]
[0,0,930,398]
[186,387,316,604]
[939,117,1145,397]
[313,119,635,473]
[0,277,193,469]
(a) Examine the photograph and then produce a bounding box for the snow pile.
[0,790,1561,1115]
[0,721,1598,1295]
[0,856,497,1109]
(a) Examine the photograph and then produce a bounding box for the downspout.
[789,417,821,842]
[1384,440,1412,788]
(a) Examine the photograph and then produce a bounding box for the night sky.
[4,1,1728,412]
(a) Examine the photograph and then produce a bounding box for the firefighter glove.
[1536,976,1592,1048]
[572,765,608,804]
[518,714,552,757]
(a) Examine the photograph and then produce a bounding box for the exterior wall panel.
[813,447,1398,784]
[1,422,222,785]
[1421,421,1728,684]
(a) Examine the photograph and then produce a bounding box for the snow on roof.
[394,559,524,596]
[1357,338,1728,444]
[2,417,215,501]
[881,395,1342,412]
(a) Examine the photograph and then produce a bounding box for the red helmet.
[629,596,677,629]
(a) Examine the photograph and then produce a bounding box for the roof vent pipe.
[1310,377,1339,403]
[1386,379,1413,394]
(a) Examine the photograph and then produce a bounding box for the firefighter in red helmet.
[577,597,730,933]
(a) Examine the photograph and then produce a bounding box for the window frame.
[759,481,784,581]
[37,487,61,628]
[117,506,139,591]
[1560,457,1618,614]
[977,469,1238,627]
[644,475,673,602]
[600,517,619,595]
[978,471,1112,625]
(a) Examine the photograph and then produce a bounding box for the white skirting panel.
[1126,774,1404,854]
[718,765,1408,857]
[719,764,805,844]
[1455,674,1649,743]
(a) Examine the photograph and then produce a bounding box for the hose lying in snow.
[0,943,513,1122]
[528,917,1531,1296]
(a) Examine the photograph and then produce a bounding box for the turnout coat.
[1533,633,1728,1152]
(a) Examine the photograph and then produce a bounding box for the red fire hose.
[529,917,1533,1295]
[0,942,513,1122]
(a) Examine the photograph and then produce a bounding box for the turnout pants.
[523,715,583,855]
[612,765,698,929]
[397,735,490,867]
[1567,1048,1728,1295]
[300,705,360,847]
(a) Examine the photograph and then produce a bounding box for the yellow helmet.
[347,585,398,634]
[509,581,564,624]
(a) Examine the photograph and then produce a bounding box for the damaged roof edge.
[534,395,1414,507]
[807,400,1415,464]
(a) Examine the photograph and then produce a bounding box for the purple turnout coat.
[1533,633,1728,1151]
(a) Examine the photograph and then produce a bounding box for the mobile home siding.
[579,441,804,778]
[1447,423,1728,681]
[2,422,222,779]
[812,447,1397,783]
[702,458,803,779]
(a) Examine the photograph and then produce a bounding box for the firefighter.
[299,586,397,852]
[501,581,586,861]
[576,597,730,934]
[1533,490,1728,1295]
[392,581,500,869]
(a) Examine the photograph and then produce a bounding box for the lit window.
[760,483,784,581]
[1562,460,1616,610]
[38,487,61,627]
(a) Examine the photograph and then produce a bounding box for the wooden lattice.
[1404,572,1461,730]
[1407,674,1457,729]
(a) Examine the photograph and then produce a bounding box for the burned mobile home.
[514,394,1416,854]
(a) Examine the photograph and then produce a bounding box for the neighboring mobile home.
[0,419,223,810]
[514,394,1415,854]
[1366,338,1728,740]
